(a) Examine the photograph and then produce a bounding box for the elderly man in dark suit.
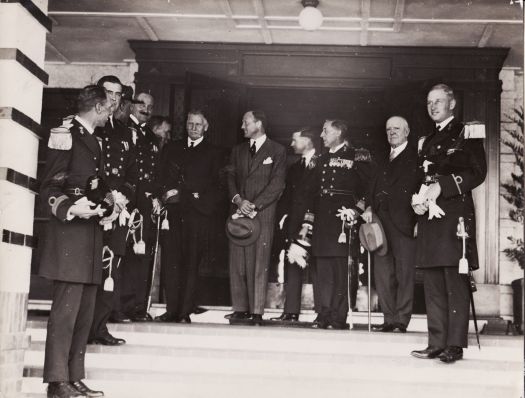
[304,120,374,330]
[155,110,223,323]
[362,116,419,333]
[411,84,486,363]
[226,110,286,325]
[271,128,320,322]
[39,85,112,398]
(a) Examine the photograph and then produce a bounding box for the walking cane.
[347,225,354,330]
[146,210,163,319]
[469,270,481,350]
[367,249,371,332]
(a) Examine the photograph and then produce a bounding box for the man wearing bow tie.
[225,110,286,324]
[155,110,223,323]
[411,84,486,364]
[120,92,162,322]
[271,128,320,322]
[362,116,418,333]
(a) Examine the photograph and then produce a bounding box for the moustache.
[139,111,150,116]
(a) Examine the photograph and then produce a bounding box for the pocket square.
[263,157,273,165]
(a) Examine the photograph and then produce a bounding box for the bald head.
[386,116,410,148]
[131,92,154,123]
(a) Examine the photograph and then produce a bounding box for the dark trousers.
[423,267,470,348]
[44,281,97,382]
[284,257,319,314]
[374,209,416,327]
[161,206,207,317]
[120,251,152,316]
[315,257,349,327]
[89,255,123,339]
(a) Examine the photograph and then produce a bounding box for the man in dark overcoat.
[39,85,112,398]
[120,92,162,321]
[225,110,287,324]
[271,128,320,322]
[411,84,487,363]
[155,110,223,323]
[362,116,419,333]
[88,76,138,346]
[305,119,374,330]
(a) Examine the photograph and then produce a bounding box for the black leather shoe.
[394,323,407,333]
[178,315,191,324]
[71,380,104,397]
[251,314,263,325]
[411,346,444,359]
[328,322,350,330]
[193,306,208,315]
[155,312,178,322]
[226,311,250,320]
[270,313,299,321]
[89,333,125,346]
[131,313,153,322]
[47,382,82,398]
[312,319,329,329]
[108,311,131,323]
[438,346,463,364]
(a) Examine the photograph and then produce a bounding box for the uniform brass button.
[120,157,123,161]
[106,163,110,167]
[330,185,333,188]
[322,171,326,174]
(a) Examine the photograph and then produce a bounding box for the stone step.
[21,375,522,398]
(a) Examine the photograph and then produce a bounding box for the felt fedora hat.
[226,216,261,247]
[359,213,388,256]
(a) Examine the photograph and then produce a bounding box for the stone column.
[0,1,50,397]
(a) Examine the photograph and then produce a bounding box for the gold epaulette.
[48,125,72,150]
[354,148,372,162]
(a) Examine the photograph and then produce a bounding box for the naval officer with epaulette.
[39,85,112,398]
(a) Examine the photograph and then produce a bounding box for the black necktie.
[300,157,306,169]
[189,141,194,148]
[249,141,256,157]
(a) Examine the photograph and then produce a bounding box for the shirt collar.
[74,115,95,135]
[302,148,316,165]
[390,140,408,160]
[250,134,267,152]
[436,116,454,131]
[188,136,204,147]
[329,142,345,154]
[130,114,146,129]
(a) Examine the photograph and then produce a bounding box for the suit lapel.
[248,138,271,176]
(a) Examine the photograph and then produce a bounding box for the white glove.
[286,243,308,269]
[152,198,162,215]
[119,207,131,226]
[336,206,356,222]
[428,200,445,220]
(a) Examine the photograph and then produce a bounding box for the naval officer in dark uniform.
[155,110,223,323]
[120,92,162,321]
[303,119,374,329]
[88,76,138,346]
[363,116,419,333]
[39,85,111,398]
[411,84,486,363]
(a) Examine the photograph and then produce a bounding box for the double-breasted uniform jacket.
[308,145,374,258]
[159,139,223,216]
[95,118,137,255]
[39,117,104,284]
[279,153,320,240]
[127,116,161,245]
[370,145,419,238]
[416,118,487,269]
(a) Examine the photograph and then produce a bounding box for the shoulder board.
[464,123,486,139]
[418,136,427,153]
[354,148,371,162]
[48,125,72,150]
[61,115,74,127]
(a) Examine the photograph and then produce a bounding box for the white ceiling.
[45,0,524,67]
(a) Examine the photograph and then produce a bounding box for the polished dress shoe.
[109,311,131,323]
[226,311,250,320]
[251,314,263,325]
[270,313,299,321]
[47,381,82,398]
[411,346,444,359]
[178,315,191,324]
[438,346,463,364]
[89,333,125,346]
[312,319,329,329]
[193,306,208,315]
[131,313,153,322]
[70,380,104,397]
[394,323,407,333]
[155,312,178,322]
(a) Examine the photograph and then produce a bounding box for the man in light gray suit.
[226,110,286,325]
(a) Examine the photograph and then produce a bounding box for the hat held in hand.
[359,213,388,256]
[226,216,261,247]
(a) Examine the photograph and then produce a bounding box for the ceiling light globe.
[299,6,323,31]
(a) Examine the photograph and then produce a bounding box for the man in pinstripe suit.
[226,110,287,325]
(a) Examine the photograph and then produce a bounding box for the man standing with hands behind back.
[226,110,286,325]
[411,84,486,364]
[362,116,418,333]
